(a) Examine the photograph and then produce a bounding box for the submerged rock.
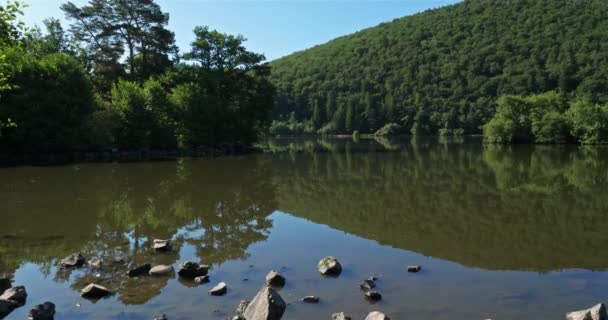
[265,271,286,287]
[365,311,391,320]
[359,279,376,291]
[332,312,352,320]
[59,253,86,268]
[242,286,286,320]
[80,284,112,299]
[153,314,168,320]
[318,256,342,276]
[127,264,152,277]
[566,303,607,320]
[194,275,210,284]
[177,261,209,279]
[153,239,172,252]
[365,291,382,302]
[149,265,174,276]
[28,302,55,320]
[407,265,422,273]
[0,286,27,305]
[209,282,227,296]
[302,296,320,304]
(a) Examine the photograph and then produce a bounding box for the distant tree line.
[0,0,274,154]
[269,0,608,142]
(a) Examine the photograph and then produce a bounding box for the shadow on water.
[1,136,608,311]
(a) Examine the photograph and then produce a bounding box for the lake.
[1,137,608,320]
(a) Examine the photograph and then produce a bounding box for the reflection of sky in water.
[3,212,608,320]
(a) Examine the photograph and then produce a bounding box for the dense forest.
[269,0,608,140]
[0,0,274,156]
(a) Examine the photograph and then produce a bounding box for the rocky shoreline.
[0,239,603,319]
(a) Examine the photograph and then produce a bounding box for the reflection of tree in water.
[273,138,608,271]
[0,156,277,304]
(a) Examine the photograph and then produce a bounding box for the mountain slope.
[269,0,608,134]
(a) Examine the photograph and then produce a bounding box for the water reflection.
[1,137,608,312]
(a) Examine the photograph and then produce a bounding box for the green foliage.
[270,0,608,134]
[566,98,608,144]
[0,46,95,152]
[374,123,403,136]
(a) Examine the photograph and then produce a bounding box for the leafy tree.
[566,98,608,144]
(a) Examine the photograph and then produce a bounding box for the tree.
[61,0,176,84]
[184,26,265,71]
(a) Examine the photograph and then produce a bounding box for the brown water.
[1,137,608,319]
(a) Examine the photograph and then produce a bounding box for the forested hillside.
[269,0,608,136]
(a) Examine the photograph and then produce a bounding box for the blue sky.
[22,0,461,61]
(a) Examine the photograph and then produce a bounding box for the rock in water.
[0,286,27,305]
[177,261,209,279]
[80,284,112,299]
[153,239,172,252]
[235,300,249,317]
[149,265,174,276]
[407,265,422,273]
[209,282,227,296]
[265,271,286,287]
[359,279,376,291]
[194,275,210,284]
[302,296,320,304]
[566,303,607,320]
[28,302,55,320]
[88,257,103,269]
[59,253,86,268]
[318,256,342,276]
[127,264,152,277]
[0,278,10,293]
[365,311,391,320]
[332,312,352,320]
[153,314,168,320]
[365,291,382,302]
[243,286,286,320]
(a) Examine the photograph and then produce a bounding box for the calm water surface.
[2,137,608,319]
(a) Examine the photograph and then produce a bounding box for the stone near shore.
[194,275,210,284]
[365,291,382,302]
[209,282,227,296]
[332,312,352,320]
[235,300,249,317]
[0,286,27,305]
[88,257,102,269]
[365,311,391,320]
[566,303,607,320]
[153,239,172,252]
[27,302,55,320]
[127,264,152,277]
[0,299,19,316]
[81,284,112,299]
[242,286,286,320]
[407,265,422,273]
[265,271,286,287]
[302,296,320,304]
[149,265,174,276]
[318,256,342,276]
[177,261,209,279]
[359,279,376,291]
[59,253,86,268]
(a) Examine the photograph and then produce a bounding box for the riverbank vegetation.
[0,0,274,155]
[484,92,608,144]
[269,0,608,141]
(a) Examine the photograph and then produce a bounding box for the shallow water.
[2,137,608,319]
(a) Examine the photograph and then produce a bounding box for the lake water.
[1,137,608,320]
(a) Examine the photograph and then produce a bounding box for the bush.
[0,47,95,152]
[483,117,515,144]
[532,111,569,144]
[566,98,608,144]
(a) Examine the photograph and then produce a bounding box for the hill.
[269,0,608,135]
